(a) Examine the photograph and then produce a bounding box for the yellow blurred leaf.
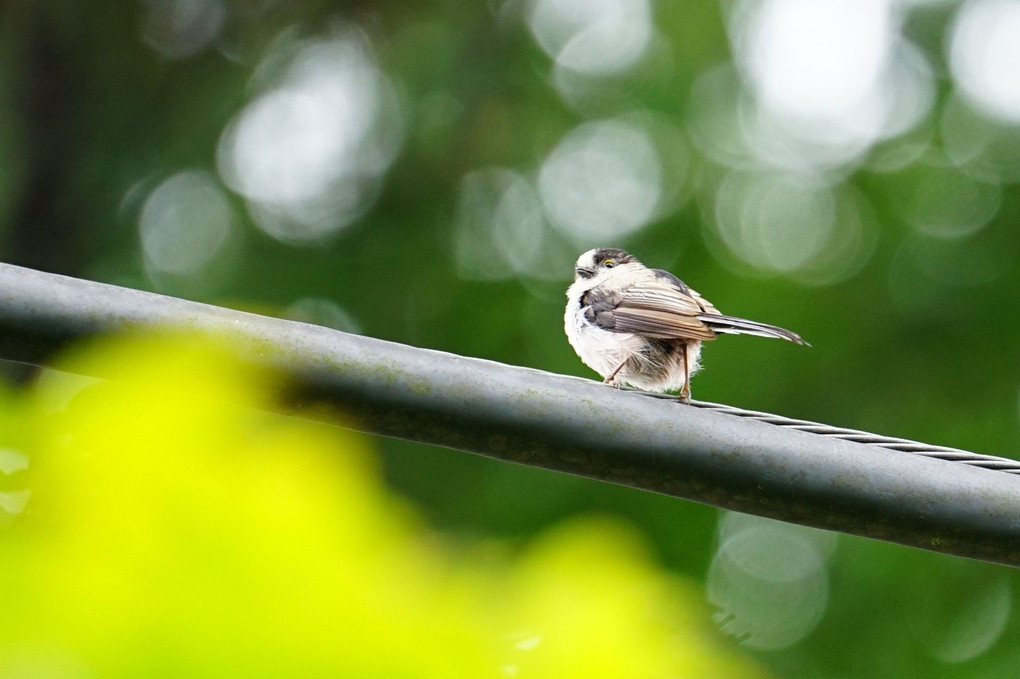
[0,334,768,679]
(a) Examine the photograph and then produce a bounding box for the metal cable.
[2,261,1020,565]
[690,400,1020,475]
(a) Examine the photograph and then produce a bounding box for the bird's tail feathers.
[698,314,808,346]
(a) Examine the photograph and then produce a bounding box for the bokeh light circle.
[900,162,1001,239]
[949,0,1020,124]
[284,298,362,334]
[708,514,832,650]
[217,31,403,244]
[735,0,893,123]
[910,563,1012,664]
[142,0,226,59]
[454,169,547,281]
[714,172,835,272]
[539,119,662,245]
[528,0,652,75]
[727,0,934,172]
[707,171,877,285]
[942,94,1020,184]
[139,171,235,276]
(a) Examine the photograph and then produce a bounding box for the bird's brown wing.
[688,287,721,316]
[581,271,718,341]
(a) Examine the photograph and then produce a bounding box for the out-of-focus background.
[2,0,1020,675]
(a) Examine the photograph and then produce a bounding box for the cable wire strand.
[690,400,1020,475]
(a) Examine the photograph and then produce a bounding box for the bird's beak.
[574,266,596,279]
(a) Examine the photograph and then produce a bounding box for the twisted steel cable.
[690,400,1020,475]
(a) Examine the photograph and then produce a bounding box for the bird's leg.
[679,345,692,403]
[604,359,628,387]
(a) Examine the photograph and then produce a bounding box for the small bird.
[565,248,806,400]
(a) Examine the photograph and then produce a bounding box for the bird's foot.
[678,387,692,404]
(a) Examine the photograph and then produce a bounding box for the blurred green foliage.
[0,335,768,678]
[2,0,1020,676]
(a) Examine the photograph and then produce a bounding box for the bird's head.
[573,248,638,280]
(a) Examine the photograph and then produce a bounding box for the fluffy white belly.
[564,302,702,392]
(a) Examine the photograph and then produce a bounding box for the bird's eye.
[604,259,615,268]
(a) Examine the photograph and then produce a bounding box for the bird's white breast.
[564,278,645,379]
[564,271,704,391]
